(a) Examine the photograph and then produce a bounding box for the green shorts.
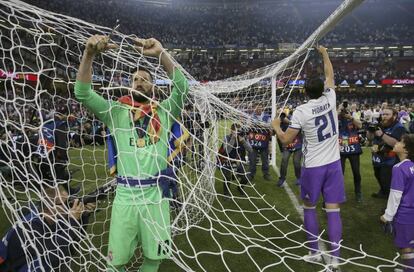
[107,198,171,267]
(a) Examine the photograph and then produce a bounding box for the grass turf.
[0,145,402,272]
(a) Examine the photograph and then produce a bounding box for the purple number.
[315,110,336,142]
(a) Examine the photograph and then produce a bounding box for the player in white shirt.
[272,46,345,270]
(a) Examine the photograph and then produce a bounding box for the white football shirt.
[289,88,340,168]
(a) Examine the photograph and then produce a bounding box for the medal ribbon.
[119,95,162,145]
[134,113,151,140]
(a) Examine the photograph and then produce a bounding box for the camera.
[339,109,350,118]
[339,101,350,119]
[279,112,287,121]
[231,123,246,137]
[367,123,380,133]
[68,180,116,206]
[237,127,247,137]
[339,109,350,119]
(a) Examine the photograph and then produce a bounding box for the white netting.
[0,0,412,271]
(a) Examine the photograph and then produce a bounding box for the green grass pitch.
[0,145,401,271]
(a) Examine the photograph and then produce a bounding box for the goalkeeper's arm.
[76,35,117,84]
[75,35,117,123]
[133,37,189,119]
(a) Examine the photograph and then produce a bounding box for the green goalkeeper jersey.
[74,68,189,205]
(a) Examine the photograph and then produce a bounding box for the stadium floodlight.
[132,0,171,5]
[403,46,413,49]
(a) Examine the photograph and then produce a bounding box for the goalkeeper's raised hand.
[134,37,175,76]
[77,35,117,84]
[134,38,164,58]
[85,35,117,56]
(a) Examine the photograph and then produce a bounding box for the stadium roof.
[129,0,413,7]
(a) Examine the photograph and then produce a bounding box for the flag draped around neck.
[106,96,163,176]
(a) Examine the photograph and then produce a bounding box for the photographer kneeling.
[367,107,406,199]
[0,186,96,271]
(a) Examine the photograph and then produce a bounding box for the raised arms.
[317,45,335,90]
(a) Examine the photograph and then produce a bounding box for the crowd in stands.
[178,50,414,81]
[2,85,414,149]
[0,86,105,151]
[23,0,414,48]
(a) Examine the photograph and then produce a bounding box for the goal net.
[0,0,410,271]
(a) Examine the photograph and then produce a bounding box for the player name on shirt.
[129,137,155,148]
[312,102,331,115]
[290,88,340,168]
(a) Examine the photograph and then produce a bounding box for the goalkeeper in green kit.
[74,35,189,272]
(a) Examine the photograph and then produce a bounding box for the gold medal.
[137,138,146,148]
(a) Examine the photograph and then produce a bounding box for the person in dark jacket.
[0,186,95,272]
[218,123,253,197]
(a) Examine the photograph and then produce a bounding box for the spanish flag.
[106,128,117,176]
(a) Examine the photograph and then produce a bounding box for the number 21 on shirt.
[315,110,337,142]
